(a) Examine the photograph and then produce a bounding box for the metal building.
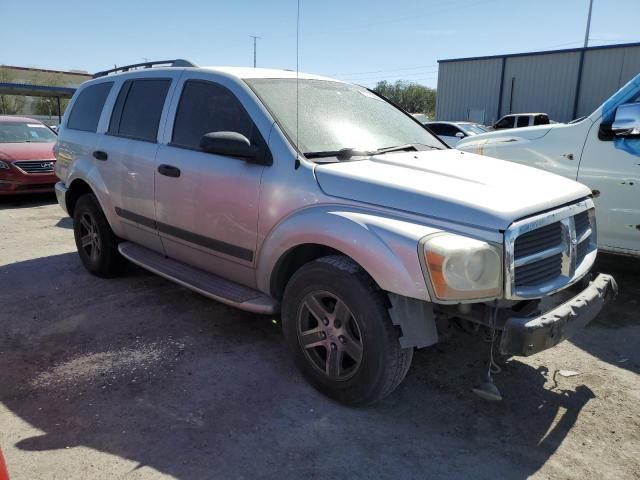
[436,42,640,125]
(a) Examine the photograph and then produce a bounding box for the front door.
[154,77,266,286]
[578,96,640,255]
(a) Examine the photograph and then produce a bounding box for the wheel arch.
[65,178,95,216]
[258,207,437,302]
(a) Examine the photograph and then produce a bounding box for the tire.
[281,255,413,406]
[72,193,124,277]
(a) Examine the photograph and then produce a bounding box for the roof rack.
[92,59,196,78]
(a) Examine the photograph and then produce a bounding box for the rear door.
[154,74,266,286]
[94,72,178,252]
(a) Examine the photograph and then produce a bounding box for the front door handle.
[93,150,108,161]
[158,164,181,178]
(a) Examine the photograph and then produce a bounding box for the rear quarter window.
[67,82,113,132]
[534,114,549,125]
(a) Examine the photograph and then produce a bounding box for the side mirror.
[200,131,261,162]
[612,102,640,137]
[455,131,465,138]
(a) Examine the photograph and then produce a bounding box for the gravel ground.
[0,194,638,480]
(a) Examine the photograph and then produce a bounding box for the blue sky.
[2,0,638,88]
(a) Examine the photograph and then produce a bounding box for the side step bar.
[118,242,278,315]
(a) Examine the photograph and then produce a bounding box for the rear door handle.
[93,150,108,161]
[157,164,181,178]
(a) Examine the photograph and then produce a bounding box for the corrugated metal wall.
[578,45,640,117]
[436,58,502,124]
[436,44,640,124]
[500,52,580,121]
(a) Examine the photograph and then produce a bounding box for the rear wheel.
[282,255,413,406]
[73,194,124,277]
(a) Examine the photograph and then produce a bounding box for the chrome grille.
[13,160,56,174]
[514,222,562,258]
[515,253,563,288]
[505,200,598,299]
[574,210,590,236]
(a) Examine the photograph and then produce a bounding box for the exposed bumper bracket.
[500,273,617,356]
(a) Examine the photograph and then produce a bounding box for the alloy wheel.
[79,213,101,262]
[297,290,364,380]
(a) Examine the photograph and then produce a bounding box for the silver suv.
[54,60,616,405]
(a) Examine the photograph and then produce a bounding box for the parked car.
[458,73,640,258]
[493,113,550,130]
[54,60,616,405]
[0,447,8,480]
[0,116,58,195]
[425,121,489,147]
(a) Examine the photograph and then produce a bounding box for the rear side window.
[172,80,254,149]
[109,79,171,142]
[534,114,549,125]
[67,82,113,132]
[516,116,530,127]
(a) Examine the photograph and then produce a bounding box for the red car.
[0,116,58,195]
[0,447,8,480]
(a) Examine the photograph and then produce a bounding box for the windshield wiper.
[304,148,371,160]
[304,143,441,161]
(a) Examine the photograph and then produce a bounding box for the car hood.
[0,142,55,161]
[456,124,556,150]
[314,149,591,231]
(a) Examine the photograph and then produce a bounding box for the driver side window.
[171,80,255,149]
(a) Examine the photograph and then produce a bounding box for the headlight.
[0,160,9,170]
[421,233,502,301]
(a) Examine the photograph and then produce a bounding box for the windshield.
[245,79,443,158]
[0,121,57,143]
[459,123,488,135]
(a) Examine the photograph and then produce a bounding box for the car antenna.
[294,0,301,170]
[472,303,503,401]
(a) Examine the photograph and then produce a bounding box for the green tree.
[0,67,26,115]
[374,80,436,117]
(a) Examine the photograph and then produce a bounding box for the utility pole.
[249,35,261,67]
[573,0,594,119]
[583,0,593,48]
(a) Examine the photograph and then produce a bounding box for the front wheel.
[281,255,413,406]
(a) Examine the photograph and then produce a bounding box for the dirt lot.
[0,194,638,480]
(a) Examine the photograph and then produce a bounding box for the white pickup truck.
[458,74,640,258]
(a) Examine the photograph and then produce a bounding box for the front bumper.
[0,163,57,195]
[55,181,68,214]
[0,177,57,195]
[500,273,617,356]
